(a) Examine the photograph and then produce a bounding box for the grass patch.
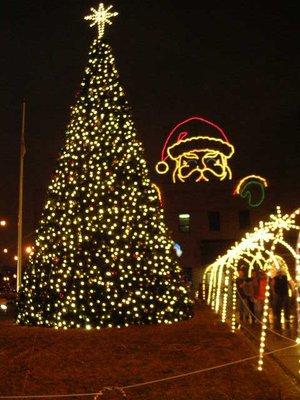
[0,304,293,399]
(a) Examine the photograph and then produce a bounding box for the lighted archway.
[202,206,300,371]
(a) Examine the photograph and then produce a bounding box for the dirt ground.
[0,303,298,400]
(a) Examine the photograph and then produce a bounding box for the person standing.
[271,269,290,325]
[244,274,255,322]
[236,268,249,323]
[253,270,267,320]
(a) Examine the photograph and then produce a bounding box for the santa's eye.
[187,159,198,167]
[205,157,216,165]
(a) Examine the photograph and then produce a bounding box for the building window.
[208,211,220,231]
[179,214,190,232]
[239,210,250,229]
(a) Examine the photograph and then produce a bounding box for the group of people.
[236,267,294,327]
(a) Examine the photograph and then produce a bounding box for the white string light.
[203,206,300,371]
[84,3,118,39]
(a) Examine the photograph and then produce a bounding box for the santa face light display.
[156,117,235,183]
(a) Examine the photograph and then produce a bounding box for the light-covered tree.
[17,3,193,329]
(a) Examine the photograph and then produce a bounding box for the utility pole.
[17,101,26,292]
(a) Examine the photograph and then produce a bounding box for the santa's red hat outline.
[156,116,235,178]
[160,116,231,162]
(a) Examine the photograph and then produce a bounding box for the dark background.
[0,0,299,264]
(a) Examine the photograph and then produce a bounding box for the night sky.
[0,0,299,261]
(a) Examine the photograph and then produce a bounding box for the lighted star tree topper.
[17,3,193,329]
[84,3,118,39]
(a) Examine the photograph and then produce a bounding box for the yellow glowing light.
[84,3,118,39]
[3,248,8,254]
[25,246,33,255]
[157,136,235,183]
[156,161,169,175]
[14,255,18,261]
[0,220,7,227]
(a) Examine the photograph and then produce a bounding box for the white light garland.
[203,206,300,371]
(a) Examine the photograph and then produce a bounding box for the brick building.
[158,178,300,294]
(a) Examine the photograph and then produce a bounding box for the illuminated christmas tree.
[17,3,193,329]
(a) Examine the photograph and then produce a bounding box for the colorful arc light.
[160,116,230,163]
[152,183,163,206]
[156,116,235,183]
[234,175,268,207]
[202,206,300,372]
